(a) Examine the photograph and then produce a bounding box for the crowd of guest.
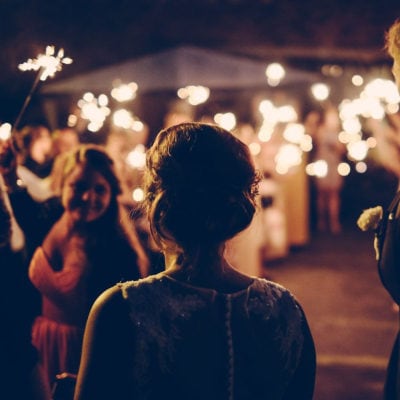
[0,120,317,399]
[0,123,152,397]
[2,15,400,400]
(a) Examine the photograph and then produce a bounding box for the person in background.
[0,142,149,391]
[74,123,316,400]
[388,19,400,89]
[372,18,400,400]
[52,127,81,156]
[311,105,346,234]
[0,185,51,400]
[14,124,55,201]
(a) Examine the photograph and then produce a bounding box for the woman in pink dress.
[0,143,148,390]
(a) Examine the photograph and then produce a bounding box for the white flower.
[357,206,383,232]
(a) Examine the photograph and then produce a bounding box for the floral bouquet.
[357,205,383,260]
[357,206,383,232]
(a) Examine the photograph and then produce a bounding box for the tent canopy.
[42,46,317,95]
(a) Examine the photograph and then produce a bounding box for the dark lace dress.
[113,275,316,399]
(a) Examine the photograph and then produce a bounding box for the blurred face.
[31,128,53,162]
[61,164,112,222]
[56,129,79,154]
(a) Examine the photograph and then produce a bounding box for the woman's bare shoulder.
[88,284,127,324]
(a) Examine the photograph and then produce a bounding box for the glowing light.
[355,161,367,173]
[78,93,111,132]
[265,63,285,86]
[98,94,109,107]
[0,123,12,140]
[322,64,343,77]
[337,162,351,176]
[111,81,138,102]
[338,131,351,144]
[311,83,330,101]
[360,97,385,119]
[177,85,210,105]
[132,187,145,202]
[276,164,289,174]
[338,130,362,145]
[258,100,278,125]
[265,63,285,79]
[299,134,313,152]
[80,93,92,103]
[258,99,274,115]
[307,160,328,178]
[18,46,73,81]
[386,103,399,114]
[352,75,364,86]
[339,97,385,120]
[112,109,134,129]
[277,105,297,123]
[283,123,304,143]
[67,114,78,127]
[214,112,237,131]
[275,143,302,173]
[248,142,261,156]
[339,99,359,120]
[126,144,146,169]
[257,123,274,142]
[342,118,362,134]
[132,120,144,132]
[364,79,400,104]
[258,100,297,124]
[347,140,368,161]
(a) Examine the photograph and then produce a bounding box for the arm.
[29,363,52,400]
[378,196,400,304]
[283,303,316,400]
[1,138,62,245]
[8,189,62,256]
[74,285,135,400]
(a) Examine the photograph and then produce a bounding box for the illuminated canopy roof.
[41,46,318,95]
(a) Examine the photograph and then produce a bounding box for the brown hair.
[59,144,122,197]
[59,144,148,275]
[143,122,259,266]
[385,19,400,61]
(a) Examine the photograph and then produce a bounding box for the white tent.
[42,46,317,95]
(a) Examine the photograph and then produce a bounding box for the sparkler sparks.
[10,45,73,139]
[18,46,73,81]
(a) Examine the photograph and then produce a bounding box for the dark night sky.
[1,2,399,76]
[1,0,400,220]
[1,0,400,123]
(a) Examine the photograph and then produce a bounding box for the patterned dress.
[109,275,316,399]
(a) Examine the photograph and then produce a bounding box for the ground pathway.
[265,225,398,400]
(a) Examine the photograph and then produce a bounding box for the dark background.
[2,0,400,224]
[2,0,400,121]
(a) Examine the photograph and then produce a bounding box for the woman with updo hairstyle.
[74,123,316,400]
[144,122,258,272]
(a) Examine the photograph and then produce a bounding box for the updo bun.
[144,123,259,258]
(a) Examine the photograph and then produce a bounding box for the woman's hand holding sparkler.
[0,46,73,193]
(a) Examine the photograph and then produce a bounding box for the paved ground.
[264,225,398,400]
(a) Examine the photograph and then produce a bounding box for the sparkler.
[12,46,73,136]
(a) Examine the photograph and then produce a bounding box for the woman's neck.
[162,246,253,292]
